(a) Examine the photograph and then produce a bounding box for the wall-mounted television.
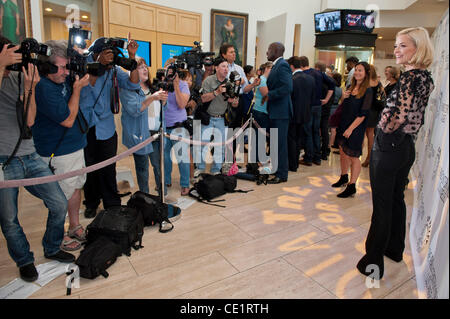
[117,39,151,66]
[342,10,376,33]
[314,10,376,34]
[162,44,193,67]
[314,11,342,33]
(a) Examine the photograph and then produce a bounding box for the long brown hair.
[349,61,371,99]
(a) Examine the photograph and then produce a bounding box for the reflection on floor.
[0,147,419,299]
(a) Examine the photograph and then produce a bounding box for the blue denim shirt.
[79,54,140,140]
[119,87,153,155]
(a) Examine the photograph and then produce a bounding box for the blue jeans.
[133,139,161,194]
[195,117,227,173]
[303,105,322,163]
[164,127,190,188]
[0,152,68,267]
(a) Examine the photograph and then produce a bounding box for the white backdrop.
[410,9,449,299]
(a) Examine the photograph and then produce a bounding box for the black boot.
[356,254,384,280]
[337,183,356,198]
[331,174,348,187]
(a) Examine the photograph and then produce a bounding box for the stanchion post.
[160,102,166,203]
[248,113,253,161]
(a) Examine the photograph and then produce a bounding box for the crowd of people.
[0,26,434,282]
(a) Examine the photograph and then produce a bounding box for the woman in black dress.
[357,27,434,279]
[362,65,386,167]
[332,62,373,198]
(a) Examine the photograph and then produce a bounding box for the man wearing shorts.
[32,40,91,251]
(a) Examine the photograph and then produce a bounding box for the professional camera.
[173,41,215,70]
[222,71,242,100]
[102,37,137,71]
[152,63,187,93]
[6,38,51,72]
[67,26,106,83]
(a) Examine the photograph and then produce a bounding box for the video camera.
[67,26,106,84]
[173,41,215,70]
[101,37,137,71]
[6,38,51,72]
[222,71,242,100]
[152,62,187,93]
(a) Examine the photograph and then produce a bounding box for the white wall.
[256,13,287,67]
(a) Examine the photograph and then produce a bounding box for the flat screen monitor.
[162,44,193,67]
[314,11,342,33]
[342,10,376,33]
[117,39,151,66]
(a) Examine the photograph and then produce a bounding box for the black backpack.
[75,236,122,280]
[126,191,177,233]
[86,206,144,256]
[189,174,251,207]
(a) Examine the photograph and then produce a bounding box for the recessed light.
[45,7,53,12]
[378,36,383,39]
[82,15,89,19]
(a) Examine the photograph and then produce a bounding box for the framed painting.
[0,0,32,44]
[211,9,248,66]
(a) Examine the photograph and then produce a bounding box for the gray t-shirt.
[0,71,35,156]
[202,74,229,116]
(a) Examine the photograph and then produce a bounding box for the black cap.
[88,37,107,54]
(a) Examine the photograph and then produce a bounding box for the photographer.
[119,57,167,195]
[162,58,191,196]
[0,35,75,283]
[32,40,90,251]
[194,57,239,177]
[80,36,140,218]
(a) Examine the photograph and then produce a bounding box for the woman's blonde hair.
[396,27,434,68]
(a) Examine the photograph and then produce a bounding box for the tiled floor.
[0,144,419,299]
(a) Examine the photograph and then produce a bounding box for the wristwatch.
[213,90,218,97]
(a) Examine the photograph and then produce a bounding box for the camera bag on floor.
[126,191,177,233]
[86,205,144,256]
[189,173,252,208]
[75,236,122,280]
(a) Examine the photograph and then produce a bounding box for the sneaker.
[44,250,75,263]
[19,263,38,282]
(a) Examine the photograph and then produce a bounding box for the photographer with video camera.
[162,58,191,196]
[0,36,76,283]
[194,57,239,177]
[80,34,140,218]
[32,40,90,252]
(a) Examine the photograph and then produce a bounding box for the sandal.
[60,235,82,251]
[68,224,86,242]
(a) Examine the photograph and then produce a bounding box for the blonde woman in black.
[357,27,434,279]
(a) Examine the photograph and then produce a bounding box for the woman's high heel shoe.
[331,174,348,188]
[337,183,356,198]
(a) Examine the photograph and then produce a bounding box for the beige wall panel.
[132,4,156,30]
[156,9,178,34]
[178,13,201,37]
[109,0,131,26]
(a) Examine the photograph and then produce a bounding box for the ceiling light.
[82,15,89,19]
[378,36,383,39]
[45,7,53,12]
